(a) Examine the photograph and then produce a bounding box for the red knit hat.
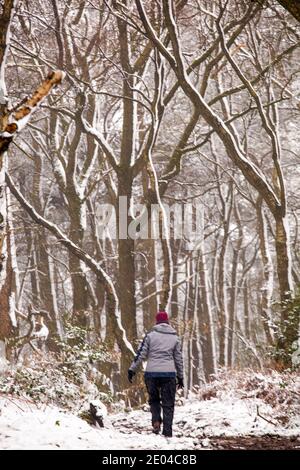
[156,311,169,324]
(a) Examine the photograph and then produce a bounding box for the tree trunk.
[243,279,251,341]
[227,248,238,367]
[139,238,157,331]
[0,1,23,356]
[197,247,216,381]
[117,178,137,342]
[275,215,298,359]
[217,189,233,367]
[256,197,275,345]
[32,151,63,346]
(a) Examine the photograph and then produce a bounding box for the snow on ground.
[0,395,189,450]
[1,371,300,450]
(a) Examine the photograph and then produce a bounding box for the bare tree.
[134,0,299,363]
[0,8,63,358]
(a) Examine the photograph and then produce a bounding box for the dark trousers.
[144,376,176,437]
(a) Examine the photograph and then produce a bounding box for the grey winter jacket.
[129,323,184,379]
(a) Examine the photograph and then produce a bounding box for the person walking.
[128,310,184,438]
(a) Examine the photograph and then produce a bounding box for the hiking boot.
[152,421,161,434]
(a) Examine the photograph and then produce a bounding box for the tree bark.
[197,247,216,381]
[6,171,135,369]
[116,15,138,377]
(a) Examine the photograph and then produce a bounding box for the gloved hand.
[177,377,184,389]
[128,369,135,383]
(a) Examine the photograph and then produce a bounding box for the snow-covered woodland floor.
[1,370,300,450]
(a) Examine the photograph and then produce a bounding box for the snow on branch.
[136,0,282,217]
[0,71,65,155]
[5,171,135,359]
[80,115,119,172]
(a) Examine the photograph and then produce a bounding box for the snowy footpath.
[1,378,300,450]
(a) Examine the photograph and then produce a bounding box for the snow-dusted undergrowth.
[0,369,299,450]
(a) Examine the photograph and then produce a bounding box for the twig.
[256,405,277,426]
